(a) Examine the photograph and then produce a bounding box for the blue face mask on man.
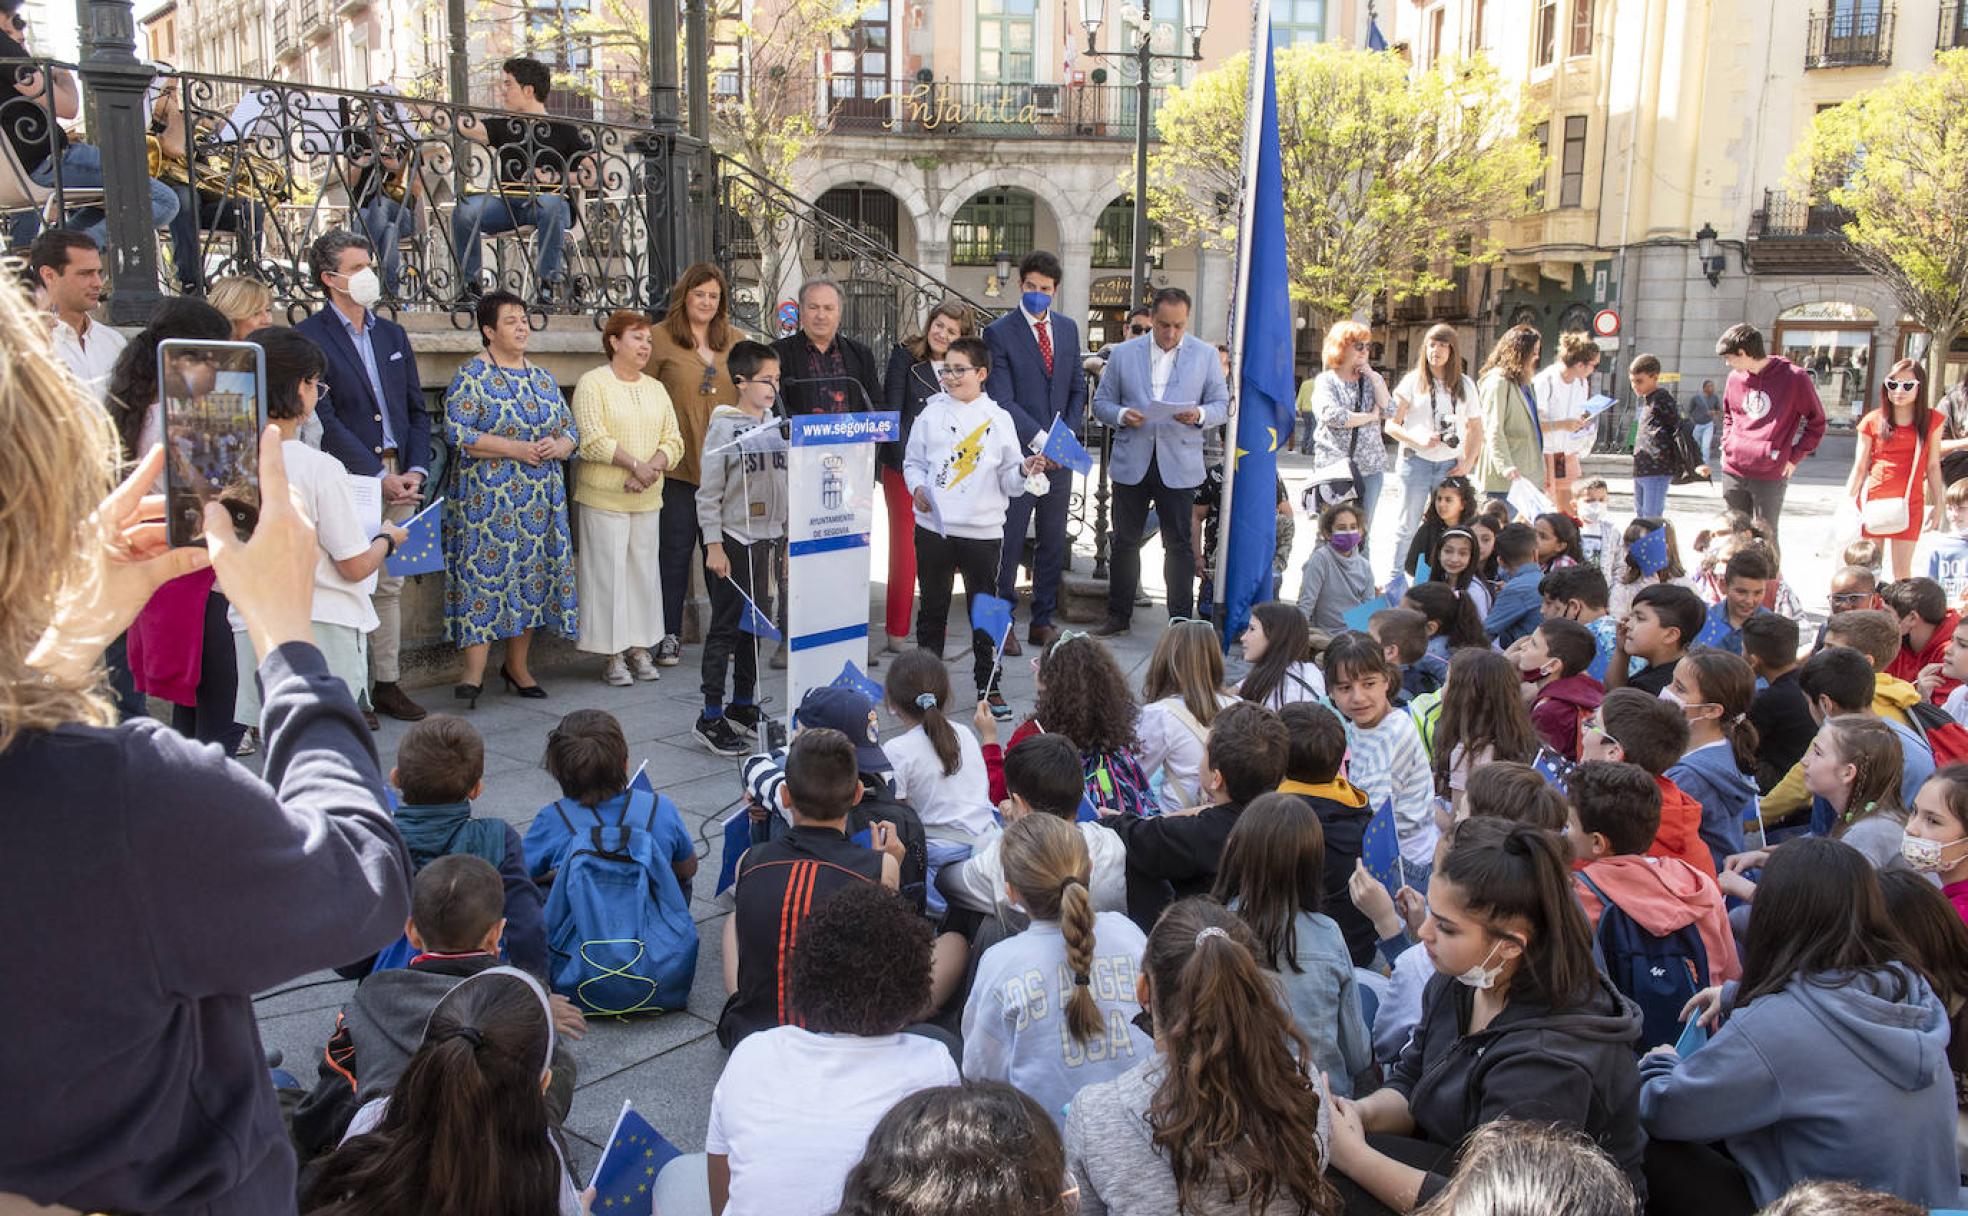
[1022,289,1052,317]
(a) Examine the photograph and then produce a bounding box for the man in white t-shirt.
[30,230,126,407]
[1533,333,1603,515]
[706,883,959,1216]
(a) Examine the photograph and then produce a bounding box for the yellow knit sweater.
[570,366,685,514]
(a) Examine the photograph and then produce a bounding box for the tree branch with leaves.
[1793,50,1968,384]
[1146,44,1542,334]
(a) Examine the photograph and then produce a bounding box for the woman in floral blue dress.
[443,290,579,706]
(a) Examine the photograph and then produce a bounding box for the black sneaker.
[692,713,747,756]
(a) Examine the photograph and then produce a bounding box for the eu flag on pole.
[970,592,1015,649]
[1218,14,1295,649]
[1361,798,1405,893]
[1040,417,1095,475]
[737,587,782,642]
[1628,526,1671,576]
[1533,746,1577,790]
[589,1101,679,1215]
[383,498,444,577]
[1367,19,1388,49]
[830,660,885,704]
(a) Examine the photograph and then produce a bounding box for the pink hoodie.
[1575,854,1742,984]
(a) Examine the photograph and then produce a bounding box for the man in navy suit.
[1089,287,1229,632]
[984,250,1086,654]
[298,229,433,724]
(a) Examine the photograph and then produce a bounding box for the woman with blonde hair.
[1302,319,1390,548]
[571,309,684,686]
[1533,332,1602,514]
[882,298,975,652]
[962,814,1151,1128]
[207,275,274,340]
[646,262,739,667]
[1474,324,1546,509]
[1136,617,1240,811]
[0,276,413,1214]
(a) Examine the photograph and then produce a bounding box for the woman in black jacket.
[880,299,975,653]
[1326,816,1647,1214]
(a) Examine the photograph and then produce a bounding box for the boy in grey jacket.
[694,340,790,756]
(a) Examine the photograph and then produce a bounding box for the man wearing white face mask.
[299,229,434,727]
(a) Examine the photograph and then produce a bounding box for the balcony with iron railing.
[1940,1,1968,49]
[823,81,1167,141]
[271,8,295,57]
[1747,188,1862,274]
[1806,4,1895,68]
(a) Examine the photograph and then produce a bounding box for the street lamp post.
[1078,0,1208,311]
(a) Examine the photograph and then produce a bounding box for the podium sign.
[785,411,901,717]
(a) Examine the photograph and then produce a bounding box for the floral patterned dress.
[443,356,580,647]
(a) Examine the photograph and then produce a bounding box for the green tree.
[1794,51,1968,384]
[1146,44,1543,332]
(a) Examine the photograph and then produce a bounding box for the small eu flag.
[1039,417,1095,475]
[1342,598,1382,634]
[1361,798,1405,893]
[384,497,444,577]
[831,660,885,704]
[629,761,653,795]
[589,1101,679,1216]
[737,586,781,642]
[970,592,1015,649]
[1414,554,1433,585]
[1628,526,1670,576]
[1533,746,1576,790]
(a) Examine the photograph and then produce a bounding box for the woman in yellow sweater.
[572,310,685,685]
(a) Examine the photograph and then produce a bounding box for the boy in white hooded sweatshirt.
[905,335,1048,703]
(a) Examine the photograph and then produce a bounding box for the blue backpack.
[542,790,698,1017]
[1577,871,1710,1051]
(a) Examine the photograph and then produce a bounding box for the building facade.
[1391,0,1968,423]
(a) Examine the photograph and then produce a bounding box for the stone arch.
[931,165,1082,246]
[790,159,933,254]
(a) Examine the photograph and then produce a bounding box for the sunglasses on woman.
[1885,378,1920,393]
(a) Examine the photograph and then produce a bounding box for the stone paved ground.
[252,433,1856,1175]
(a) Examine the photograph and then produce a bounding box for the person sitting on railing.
[149,78,266,295]
[336,92,420,301]
[0,0,180,252]
[449,56,595,305]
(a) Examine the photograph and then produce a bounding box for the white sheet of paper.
[1507,476,1555,521]
[1140,398,1198,424]
[346,474,385,596]
[1581,394,1618,419]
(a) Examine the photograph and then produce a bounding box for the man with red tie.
[983,251,1087,661]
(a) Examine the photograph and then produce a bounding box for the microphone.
[780,374,877,414]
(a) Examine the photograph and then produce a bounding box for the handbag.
[1305,377,1370,510]
[1860,423,1924,534]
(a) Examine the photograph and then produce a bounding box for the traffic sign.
[1592,309,1620,338]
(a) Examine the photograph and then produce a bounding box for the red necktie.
[1036,318,1054,375]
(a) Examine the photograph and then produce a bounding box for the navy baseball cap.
[793,686,888,773]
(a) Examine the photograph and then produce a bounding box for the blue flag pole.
[1215,4,1295,653]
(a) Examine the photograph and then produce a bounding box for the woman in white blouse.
[1385,324,1481,574]
[1135,619,1241,812]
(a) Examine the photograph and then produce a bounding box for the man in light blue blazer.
[1090,287,1229,631]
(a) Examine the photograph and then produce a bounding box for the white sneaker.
[627,648,661,682]
[602,654,633,687]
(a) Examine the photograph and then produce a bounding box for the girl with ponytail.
[1327,817,1647,1213]
[1065,898,1342,1216]
[1661,648,1763,871]
[303,967,575,1216]
[884,647,998,915]
[962,814,1151,1126]
[1213,792,1374,1097]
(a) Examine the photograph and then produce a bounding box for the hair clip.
[915,691,939,711]
[447,1026,483,1048]
[1194,926,1229,947]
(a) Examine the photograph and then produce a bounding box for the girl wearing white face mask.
[1660,649,1763,874]
[1905,766,1968,923]
[1325,816,1648,1214]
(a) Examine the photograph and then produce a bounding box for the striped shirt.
[716,825,885,1050]
[1345,708,1439,870]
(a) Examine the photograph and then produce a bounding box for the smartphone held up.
[158,339,267,548]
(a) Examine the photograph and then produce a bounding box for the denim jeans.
[452,191,571,290]
[359,195,414,295]
[1692,422,1714,467]
[1391,453,1457,573]
[28,143,181,254]
[1634,474,1670,519]
[1354,468,1385,559]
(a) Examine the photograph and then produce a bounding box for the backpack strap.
[627,787,659,833]
[1162,699,1210,750]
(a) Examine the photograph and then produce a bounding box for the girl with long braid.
[961,814,1151,1127]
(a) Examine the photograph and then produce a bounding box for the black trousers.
[657,477,702,638]
[1330,1134,1460,1216]
[172,589,245,752]
[915,526,1003,696]
[700,537,774,710]
[1108,454,1198,621]
[1641,1139,1755,1216]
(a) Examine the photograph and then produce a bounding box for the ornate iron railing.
[3,60,697,323]
[1749,189,1854,239]
[1806,4,1895,68]
[713,154,995,355]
